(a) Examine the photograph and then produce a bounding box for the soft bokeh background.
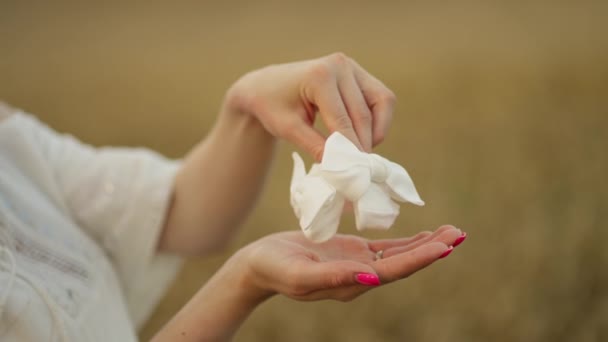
[1,1,607,341]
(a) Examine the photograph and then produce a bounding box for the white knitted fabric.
[290,132,424,242]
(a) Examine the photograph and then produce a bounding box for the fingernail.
[438,246,454,259]
[355,273,381,286]
[453,232,467,247]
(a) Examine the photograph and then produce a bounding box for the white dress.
[0,103,182,341]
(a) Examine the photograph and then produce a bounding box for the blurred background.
[1,1,607,341]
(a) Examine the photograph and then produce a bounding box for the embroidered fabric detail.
[0,216,93,319]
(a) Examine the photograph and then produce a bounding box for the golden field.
[1,1,606,341]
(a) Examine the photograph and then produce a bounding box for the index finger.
[283,119,327,162]
[314,82,364,151]
[351,61,396,146]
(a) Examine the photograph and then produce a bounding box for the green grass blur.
[1,1,606,341]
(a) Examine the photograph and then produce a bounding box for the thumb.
[298,260,379,290]
[284,122,327,162]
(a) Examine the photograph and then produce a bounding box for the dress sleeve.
[15,112,183,327]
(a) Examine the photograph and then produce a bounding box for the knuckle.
[327,273,347,288]
[418,230,433,237]
[374,261,393,282]
[328,52,349,65]
[437,225,457,234]
[381,89,397,106]
[308,62,333,82]
[354,108,373,124]
[333,113,353,130]
[326,274,343,289]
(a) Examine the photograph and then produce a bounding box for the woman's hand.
[223,53,396,160]
[154,226,467,341]
[240,225,466,302]
[162,53,394,255]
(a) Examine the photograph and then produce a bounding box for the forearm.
[151,251,271,341]
[160,105,276,255]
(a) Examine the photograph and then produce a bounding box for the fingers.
[372,241,449,283]
[368,225,459,254]
[338,72,373,152]
[283,119,327,162]
[382,225,462,258]
[305,53,396,154]
[314,81,363,151]
[371,97,395,146]
[285,259,381,302]
[286,259,376,297]
[351,60,396,146]
[368,230,433,252]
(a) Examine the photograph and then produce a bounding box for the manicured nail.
[453,232,467,247]
[438,246,454,259]
[355,273,381,286]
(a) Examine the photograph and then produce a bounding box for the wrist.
[152,249,273,341]
[220,83,272,138]
[225,246,276,305]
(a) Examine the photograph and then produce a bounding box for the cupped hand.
[241,225,466,302]
[223,53,396,160]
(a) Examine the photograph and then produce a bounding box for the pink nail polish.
[355,273,381,286]
[453,232,467,247]
[438,246,454,259]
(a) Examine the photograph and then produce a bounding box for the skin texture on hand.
[153,54,465,341]
[225,52,397,160]
[152,226,466,341]
[243,225,464,302]
[160,53,396,255]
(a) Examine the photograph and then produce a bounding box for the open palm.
[245,225,465,302]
